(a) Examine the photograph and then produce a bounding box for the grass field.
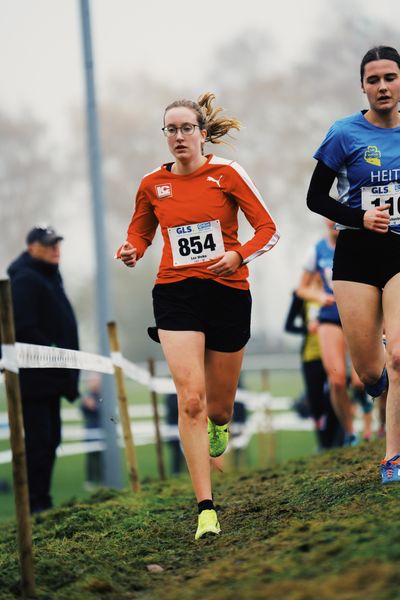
[0,441,397,600]
[0,432,316,522]
[0,369,309,522]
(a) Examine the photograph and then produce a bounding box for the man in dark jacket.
[7,226,80,513]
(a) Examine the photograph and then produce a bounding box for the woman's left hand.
[207,251,243,277]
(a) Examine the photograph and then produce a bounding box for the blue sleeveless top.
[304,238,340,323]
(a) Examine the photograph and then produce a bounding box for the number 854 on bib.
[168,220,225,266]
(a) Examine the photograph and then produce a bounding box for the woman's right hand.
[363,205,390,233]
[120,241,137,268]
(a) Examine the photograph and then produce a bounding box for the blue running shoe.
[343,433,359,447]
[380,454,400,484]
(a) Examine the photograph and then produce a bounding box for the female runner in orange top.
[118,93,279,539]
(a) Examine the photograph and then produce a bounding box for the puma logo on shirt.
[207,176,223,188]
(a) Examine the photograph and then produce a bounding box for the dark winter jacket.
[7,252,80,401]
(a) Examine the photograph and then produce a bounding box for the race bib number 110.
[168,220,225,266]
[361,183,400,225]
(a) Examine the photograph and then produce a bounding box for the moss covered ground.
[1,440,399,599]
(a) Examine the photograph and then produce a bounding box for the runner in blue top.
[304,234,339,324]
[314,114,400,235]
[298,220,362,446]
[307,46,400,483]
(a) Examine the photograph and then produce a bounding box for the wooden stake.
[107,322,140,493]
[0,279,36,598]
[148,358,166,481]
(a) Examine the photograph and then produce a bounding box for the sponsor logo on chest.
[155,183,173,199]
[364,145,381,167]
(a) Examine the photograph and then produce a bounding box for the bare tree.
[0,110,60,271]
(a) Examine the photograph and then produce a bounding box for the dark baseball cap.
[26,226,64,246]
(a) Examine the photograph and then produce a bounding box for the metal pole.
[107,322,140,492]
[0,280,36,598]
[79,0,121,487]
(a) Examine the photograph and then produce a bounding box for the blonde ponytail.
[197,92,241,144]
[164,93,241,145]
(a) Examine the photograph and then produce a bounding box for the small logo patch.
[364,145,381,167]
[156,184,172,198]
[207,175,223,188]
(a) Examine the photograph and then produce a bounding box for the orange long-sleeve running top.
[120,154,280,290]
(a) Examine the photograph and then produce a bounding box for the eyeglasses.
[162,123,200,137]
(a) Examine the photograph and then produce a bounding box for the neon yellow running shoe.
[208,418,229,457]
[195,509,221,540]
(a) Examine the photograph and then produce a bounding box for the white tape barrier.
[4,411,372,465]
[57,441,106,457]
[0,396,292,443]
[56,398,292,422]
[0,343,274,409]
[0,343,114,374]
[0,423,186,464]
[150,376,176,394]
[0,411,311,465]
[0,343,173,393]
[235,388,271,409]
[1,344,19,373]
[0,343,178,395]
[0,343,278,465]
[111,352,150,386]
[0,425,105,441]
[110,353,176,394]
[0,442,107,466]
[0,412,373,465]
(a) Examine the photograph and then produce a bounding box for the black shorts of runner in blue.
[333,228,400,289]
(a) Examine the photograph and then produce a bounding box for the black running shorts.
[318,318,342,327]
[332,229,400,289]
[149,278,252,352]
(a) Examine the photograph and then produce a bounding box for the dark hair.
[360,45,400,82]
[164,93,241,144]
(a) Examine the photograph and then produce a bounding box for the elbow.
[270,225,280,246]
[296,286,305,300]
[306,189,316,212]
[267,227,281,253]
[306,188,324,217]
[268,228,281,248]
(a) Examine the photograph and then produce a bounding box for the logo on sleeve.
[155,184,172,199]
[364,146,381,167]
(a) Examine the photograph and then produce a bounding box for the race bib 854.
[168,220,225,266]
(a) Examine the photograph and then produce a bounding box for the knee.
[179,392,206,420]
[328,372,346,389]
[387,345,400,376]
[211,407,233,425]
[358,368,385,386]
